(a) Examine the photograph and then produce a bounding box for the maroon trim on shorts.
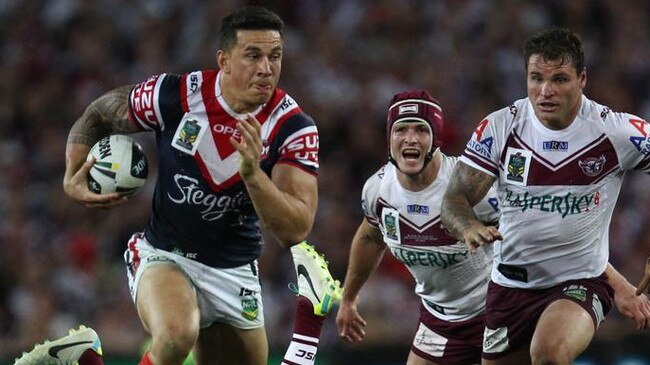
[410,302,484,365]
[482,275,614,360]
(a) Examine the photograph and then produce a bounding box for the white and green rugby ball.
[86,135,148,196]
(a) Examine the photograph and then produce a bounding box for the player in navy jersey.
[441,28,650,364]
[13,6,339,365]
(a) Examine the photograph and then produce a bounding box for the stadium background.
[2,0,650,364]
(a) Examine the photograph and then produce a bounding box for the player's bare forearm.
[67,85,137,147]
[342,220,386,303]
[64,85,138,201]
[244,164,318,247]
[441,162,495,240]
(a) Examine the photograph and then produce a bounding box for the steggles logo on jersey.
[503,189,600,218]
[578,155,606,176]
[167,174,251,221]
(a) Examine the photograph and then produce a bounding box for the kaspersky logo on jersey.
[389,246,468,268]
[503,189,600,218]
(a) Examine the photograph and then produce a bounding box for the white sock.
[281,333,319,365]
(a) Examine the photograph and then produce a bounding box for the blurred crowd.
[2,0,650,361]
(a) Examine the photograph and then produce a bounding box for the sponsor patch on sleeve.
[130,74,164,130]
[280,127,319,170]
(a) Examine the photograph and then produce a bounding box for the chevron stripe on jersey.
[375,197,457,247]
[459,95,650,289]
[125,70,319,268]
[496,131,620,186]
[360,154,498,321]
[174,70,311,191]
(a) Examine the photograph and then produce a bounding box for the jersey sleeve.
[460,114,502,177]
[606,112,650,174]
[277,112,320,175]
[360,166,385,228]
[128,73,183,132]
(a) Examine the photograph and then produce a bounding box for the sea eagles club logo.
[578,155,606,176]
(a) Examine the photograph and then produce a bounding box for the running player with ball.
[17,6,341,365]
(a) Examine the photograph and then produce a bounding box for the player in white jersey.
[50,6,340,365]
[441,28,650,364]
[336,90,499,364]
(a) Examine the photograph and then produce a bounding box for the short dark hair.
[218,6,284,51]
[523,28,585,76]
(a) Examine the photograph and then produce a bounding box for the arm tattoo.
[441,162,496,239]
[67,85,138,146]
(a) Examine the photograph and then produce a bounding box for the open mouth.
[402,148,421,160]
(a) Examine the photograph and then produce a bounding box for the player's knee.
[151,322,198,363]
[530,341,573,365]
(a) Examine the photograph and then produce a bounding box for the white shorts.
[124,233,264,329]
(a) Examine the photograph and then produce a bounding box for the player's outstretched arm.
[63,85,138,208]
[441,162,502,253]
[336,219,386,343]
[607,262,650,330]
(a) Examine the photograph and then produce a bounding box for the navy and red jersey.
[127,70,319,268]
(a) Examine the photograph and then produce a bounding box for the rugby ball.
[86,135,148,196]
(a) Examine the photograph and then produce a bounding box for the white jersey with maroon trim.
[127,70,319,268]
[461,95,650,289]
[362,152,500,321]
